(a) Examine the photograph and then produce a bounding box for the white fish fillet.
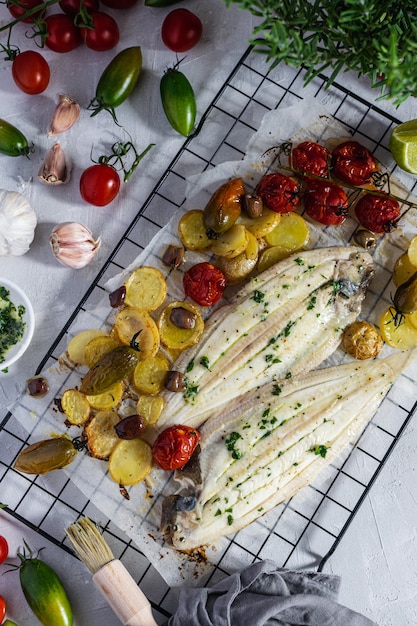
[161,349,417,550]
[158,246,374,429]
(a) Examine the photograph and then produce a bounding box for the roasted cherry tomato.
[7,0,44,22]
[303,178,349,226]
[161,8,203,52]
[80,163,121,206]
[183,262,226,306]
[0,595,6,623]
[44,13,81,53]
[80,11,119,51]
[292,141,330,178]
[331,140,378,185]
[59,0,99,14]
[354,193,400,233]
[12,50,50,95]
[0,535,9,564]
[256,172,299,214]
[152,424,200,470]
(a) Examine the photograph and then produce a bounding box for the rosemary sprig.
[223,0,417,105]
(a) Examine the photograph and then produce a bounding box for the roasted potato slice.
[124,266,167,311]
[85,335,120,369]
[86,381,124,410]
[408,235,417,267]
[132,354,170,395]
[108,438,153,486]
[85,410,121,460]
[237,207,281,238]
[136,394,164,425]
[61,389,91,426]
[210,224,249,259]
[379,308,417,350]
[393,252,417,287]
[257,246,295,273]
[178,210,211,251]
[264,212,310,250]
[158,301,204,350]
[67,329,108,365]
[215,230,259,283]
[114,307,160,359]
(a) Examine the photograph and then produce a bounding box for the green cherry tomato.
[89,46,142,121]
[0,119,32,157]
[160,67,196,136]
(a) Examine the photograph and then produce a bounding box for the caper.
[165,370,186,392]
[242,194,263,219]
[393,271,417,314]
[169,306,197,329]
[162,244,184,269]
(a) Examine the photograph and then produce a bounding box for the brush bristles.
[66,517,114,574]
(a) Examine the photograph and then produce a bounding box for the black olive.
[26,375,50,398]
[109,285,126,308]
[169,307,197,329]
[165,371,186,392]
[115,415,145,440]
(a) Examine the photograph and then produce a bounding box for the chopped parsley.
[310,444,330,458]
[225,431,243,460]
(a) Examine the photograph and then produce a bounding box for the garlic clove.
[38,143,71,185]
[48,94,80,136]
[50,222,101,269]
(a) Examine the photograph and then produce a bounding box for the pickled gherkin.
[14,437,77,474]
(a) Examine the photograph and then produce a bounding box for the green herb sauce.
[0,286,26,364]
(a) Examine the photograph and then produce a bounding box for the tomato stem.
[0,0,58,33]
[95,141,154,182]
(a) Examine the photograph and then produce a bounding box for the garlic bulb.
[50,222,101,269]
[0,190,37,256]
[38,143,71,185]
[48,94,80,136]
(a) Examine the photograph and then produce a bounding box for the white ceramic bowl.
[0,277,35,370]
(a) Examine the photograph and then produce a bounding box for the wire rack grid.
[2,46,417,622]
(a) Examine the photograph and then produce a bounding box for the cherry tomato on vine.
[161,8,203,52]
[152,424,200,471]
[12,50,50,95]
[80,164,121,206]
[0,595,6,623]
[256,172,299,214]
[44,13,81,53]
[183,262,226,306]
[303,178,349,226]
[0,535,9,563]
[7,0,44,22]
[59,0,99,14]
[331,140,378,185]
[292,141,330,178]
[354,193,400,233]
[80,12,119,51]
[101,0,138,7]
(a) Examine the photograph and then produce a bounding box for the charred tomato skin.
[303,178,349,226]
[183,262,226,306]
[152,424,201,470]
[331,140,378,185]
[354,193,400,233]
[292,141,330,178]
[256,172,299,214]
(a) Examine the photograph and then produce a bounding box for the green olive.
[393,270,417,314]
[14,437,77,475]
[203,178,244,234]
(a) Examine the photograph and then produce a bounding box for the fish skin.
[158,246,374,430]
[161,349,417,550]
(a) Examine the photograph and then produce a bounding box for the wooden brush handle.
[92,559,158,626]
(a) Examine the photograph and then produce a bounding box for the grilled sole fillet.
[158,246,374,430]
[161,349,417,550]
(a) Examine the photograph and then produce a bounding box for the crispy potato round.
[136,394,164,425]
[215,230,259,283]
[124,266,167,311]
[114,307,160,359]
[86,381,124,410]
[85,335,120,369]
[61,389,91,426]
[407,234,417,267]
[108,438,153,486]
[178,209,212,251]
[393,252,417,287]
[210,223,249,259]
[67,329,108,365]
[257,245,295,273]
[265,212,310,250]
[342,320,383,360]
[237,207,281,238]
[379,308,417,350]
[132,354,170,395]
[158,301,204,350]
[85,410,121,460]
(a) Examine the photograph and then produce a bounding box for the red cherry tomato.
[152,424,200,471]
[80,164,121,206]
[292,141,330,178]
[12,50,50,95]
[0,594,6,623]
[256,172,299,214]
[80,12,119,51]
[161,8,203,52]
[0,535,9,564]
[101,0,138,7]
[331,140,378,186]
[7,0,44,22]
[303,179,349,226]
[354,193,400,233]
[59,0,99,14]
[183,262,226,306]
[44,14,81,53]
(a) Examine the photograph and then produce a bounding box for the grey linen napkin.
[168,560,378,626]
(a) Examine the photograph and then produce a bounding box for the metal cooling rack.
[2,46,417,622]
